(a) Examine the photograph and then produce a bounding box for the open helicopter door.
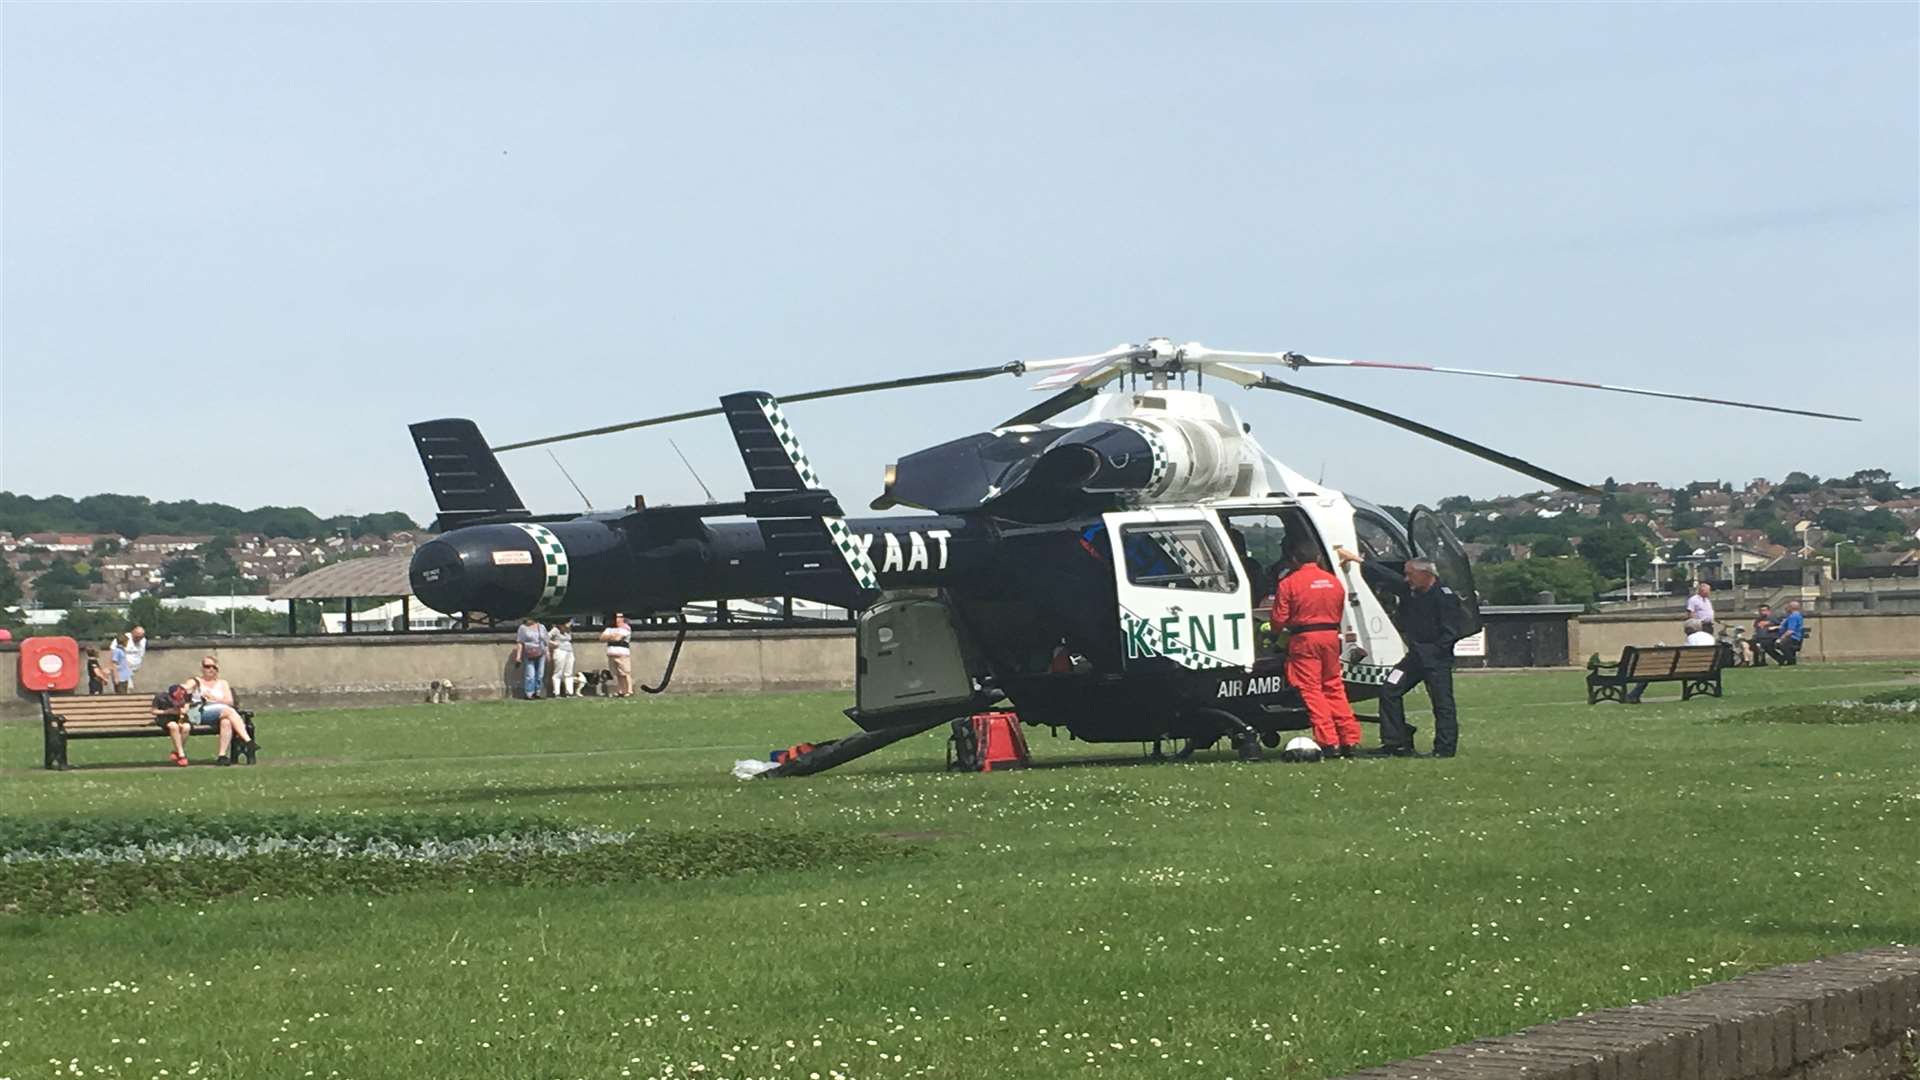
[1407,507,1482,628]
[1103,509,1256,672]
[851,591,988,731]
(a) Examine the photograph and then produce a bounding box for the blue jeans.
[522,655,548,697]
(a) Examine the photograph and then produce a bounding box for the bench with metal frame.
[40,693,258,770]
[1586,644,1726,705]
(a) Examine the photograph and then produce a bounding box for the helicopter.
[405,338,1859,775]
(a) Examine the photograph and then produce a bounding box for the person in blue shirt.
[1775,599,1807,665]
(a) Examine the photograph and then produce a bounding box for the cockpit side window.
[1354,509,1412,563]
[1120,524,1237,593]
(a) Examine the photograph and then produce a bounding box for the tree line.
[0,492,417,541]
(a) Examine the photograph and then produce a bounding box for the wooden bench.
[1586,645,1726,705]
[40,693,258,770]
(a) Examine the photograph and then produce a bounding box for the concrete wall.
[1596,582,1920,618]
[1573,612,1920,663]
[1335,945,1917,1080]
[8,608,1915,719]
[4,628,855,717]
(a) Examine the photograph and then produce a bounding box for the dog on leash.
[426,679,456,704]
[580,669,614,697]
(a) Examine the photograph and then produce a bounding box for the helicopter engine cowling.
[992,414,1241,509]
[1118,413,1237,502]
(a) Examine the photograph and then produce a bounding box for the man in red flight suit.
[1269,537,1362,758]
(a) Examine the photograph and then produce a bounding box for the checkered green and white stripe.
[1162,530,1220,588]
[823,515,880,590]
[750,396,875,591]
[756,397,822,490]
[1120,605,1232,671]
[1113,419,1171,497]
[1341,661,1396,686]
[510,523,570,610]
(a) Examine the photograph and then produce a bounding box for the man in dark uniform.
[1335,546,1473,758]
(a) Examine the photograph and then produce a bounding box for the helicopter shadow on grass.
[855,746,1329,777]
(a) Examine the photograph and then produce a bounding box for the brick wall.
[1338,946,1917,1080]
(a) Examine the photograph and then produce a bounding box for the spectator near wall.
[1684,583,1715,633]
[123,625,148,688]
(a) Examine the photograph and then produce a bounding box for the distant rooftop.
[269,554,414,599]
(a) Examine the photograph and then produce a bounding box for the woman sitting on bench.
[192,658,258,766]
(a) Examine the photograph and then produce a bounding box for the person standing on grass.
[151,682,194,766]
[192,657,258,765]
[601,613,633,697]
[85,647,111,695]
[123,625,148,688]
[1270,536,1361,758]
[1336,546,1472,758]
[547,618,577,697]
[1686,583,1715,635]
[110,634,133,693]
[514,617,548,699]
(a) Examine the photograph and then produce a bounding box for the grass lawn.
[2,663,1916,1080]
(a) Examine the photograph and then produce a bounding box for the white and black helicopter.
[406,339,1858,774]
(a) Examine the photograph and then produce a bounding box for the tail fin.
[408,419,530,531]
[720,393,823,491]
[719,392,880,608]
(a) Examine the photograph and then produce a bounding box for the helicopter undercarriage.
[769,587,1390,776]
[996,659,1384,747]
[767,659,1387,777]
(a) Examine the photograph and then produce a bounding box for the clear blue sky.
[3,4,1915,525]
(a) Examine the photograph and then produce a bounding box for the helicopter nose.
[409,526,546,619]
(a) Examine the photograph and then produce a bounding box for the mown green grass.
[1,663,1916,1080]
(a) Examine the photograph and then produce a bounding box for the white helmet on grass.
[1280,737,1323,763]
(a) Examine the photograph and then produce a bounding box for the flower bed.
[1717,686,1920,725]
[0,812,911,916]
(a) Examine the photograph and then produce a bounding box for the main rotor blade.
[1027,344,1148,390]
[998,346,1156,427]
[490,362,1025,452]
[1250,375,1597,493]
[1186,344,1862,422]
[999,383,1103,428]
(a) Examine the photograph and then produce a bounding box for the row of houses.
[2,530,428,604]
[1495,479,1917,524]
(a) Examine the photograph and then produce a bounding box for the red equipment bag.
[20,636,81,693]
[948,711,1031,772]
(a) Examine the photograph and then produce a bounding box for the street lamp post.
[1833,539,1852,584]
[1625,554,1636,603]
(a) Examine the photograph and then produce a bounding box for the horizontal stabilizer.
[757,517,879,610]
[409,419,530,530]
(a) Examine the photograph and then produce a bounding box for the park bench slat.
[1587,644,1725,706]
[39,692,258,770]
